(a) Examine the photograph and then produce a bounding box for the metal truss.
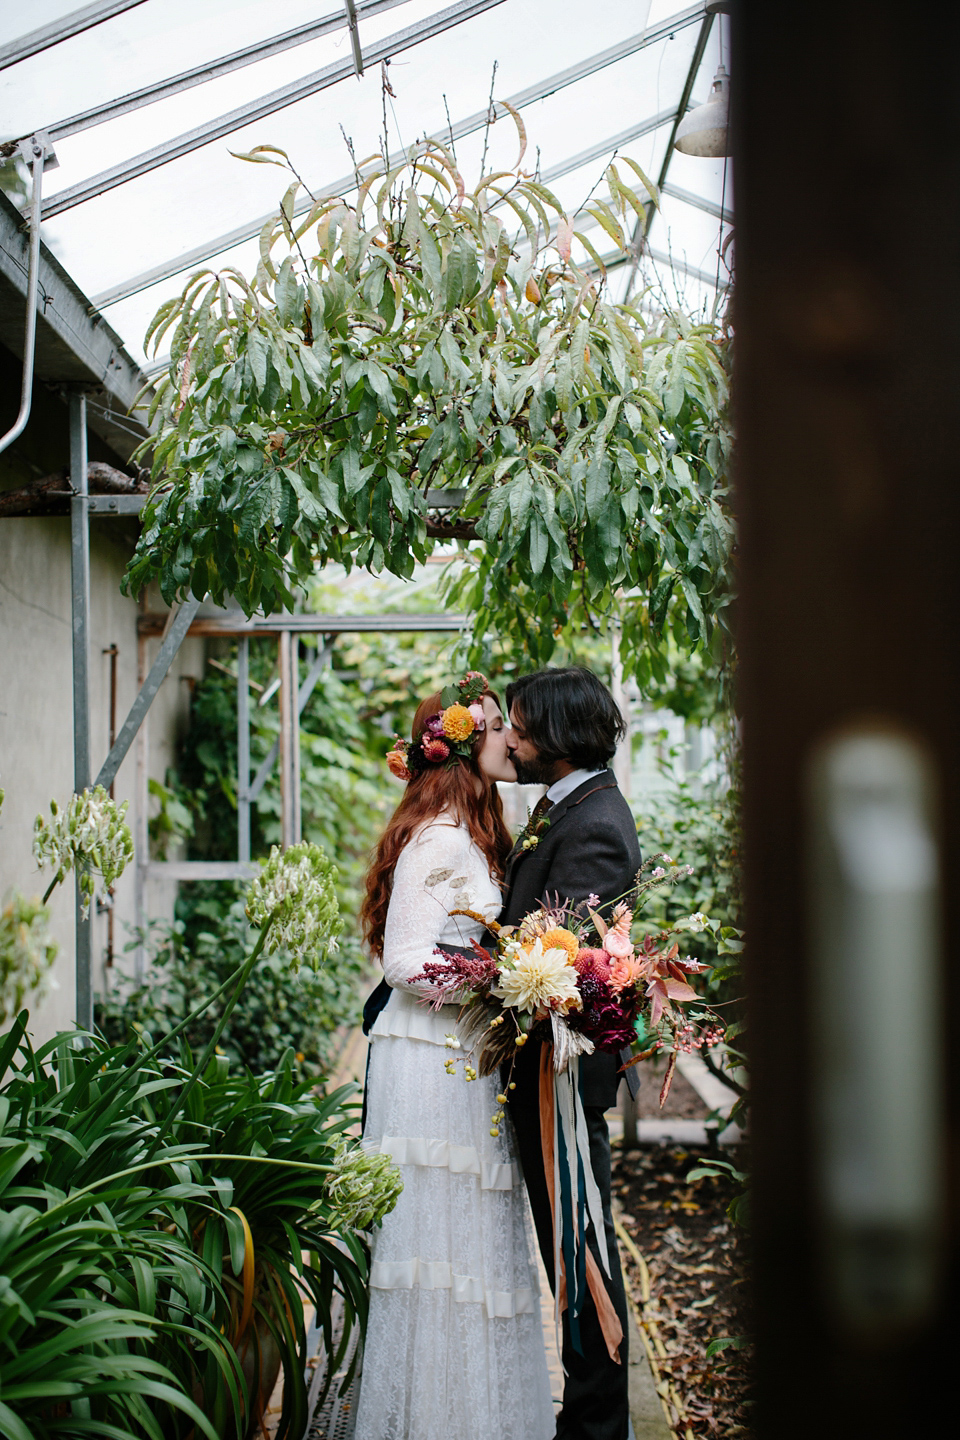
[90,3,707,310]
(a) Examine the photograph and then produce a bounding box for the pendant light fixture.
[674,63,731,157]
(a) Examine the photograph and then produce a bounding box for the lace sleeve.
[381,822,477,994]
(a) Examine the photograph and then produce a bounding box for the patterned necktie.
[529,793,552,825]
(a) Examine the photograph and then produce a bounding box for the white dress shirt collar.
[545,766,609,807]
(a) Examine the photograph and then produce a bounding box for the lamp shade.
[674,64,730,157]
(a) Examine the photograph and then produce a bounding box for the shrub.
[97,892,369,1079]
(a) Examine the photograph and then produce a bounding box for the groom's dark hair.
[505,667,625,770]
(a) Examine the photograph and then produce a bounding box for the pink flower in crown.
[422,736,451,762]
[423,714,445,738]
[468,702,485,731]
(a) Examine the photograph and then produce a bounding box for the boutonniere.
[515,805,550,854]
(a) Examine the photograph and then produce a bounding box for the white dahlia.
[493,938,582,1014]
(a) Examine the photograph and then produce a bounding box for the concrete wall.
[0,516,205,1045]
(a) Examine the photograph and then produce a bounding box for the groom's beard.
[512,753,559,787]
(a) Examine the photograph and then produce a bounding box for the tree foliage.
[125,129,733,682]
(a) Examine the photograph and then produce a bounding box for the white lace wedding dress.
[355,813,554,1440]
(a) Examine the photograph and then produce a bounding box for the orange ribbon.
[539,1043,623,1364]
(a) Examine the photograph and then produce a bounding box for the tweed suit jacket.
[500,770,642,1109]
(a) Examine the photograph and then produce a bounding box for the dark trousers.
[508,1043,630,1440]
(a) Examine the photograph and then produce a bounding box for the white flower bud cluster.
[244,842,342,972]
[1,890,59,1024]
[322,1142,404,1232]
[33,786,134,917]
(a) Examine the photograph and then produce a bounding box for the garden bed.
[613,1141,753,1438]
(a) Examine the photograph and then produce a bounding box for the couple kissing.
[356,666,639,1440]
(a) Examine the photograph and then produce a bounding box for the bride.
[355,672,554,1440]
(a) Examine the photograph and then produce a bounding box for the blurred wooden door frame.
[733,1,960,1432]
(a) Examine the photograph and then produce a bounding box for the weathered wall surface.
[0,517,205,1045]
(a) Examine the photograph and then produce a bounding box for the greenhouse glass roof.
[0,0,732,375]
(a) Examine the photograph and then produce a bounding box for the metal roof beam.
[624,10,716,301]
[661,180,733,224]
[0,0,148,72]
[537,109,680,187]
[41,0,509,222]
[585,243,729,293]
[36,0,410,145]
[90,2,707,309]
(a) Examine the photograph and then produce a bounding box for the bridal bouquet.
[412,853,723,1107]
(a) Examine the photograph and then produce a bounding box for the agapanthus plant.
[0,890,58,1025]
[322,1141,405,1232]
[33,785,134,916]
[147,842,342,1157]
[245,841,342,972]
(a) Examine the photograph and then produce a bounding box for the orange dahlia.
[540,927,579,962]
[441,703,475,741]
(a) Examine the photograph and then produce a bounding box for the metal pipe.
[89,2,707,308]
[0,0,148,73]
[0,144,45,457]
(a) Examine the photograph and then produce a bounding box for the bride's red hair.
[361,687,512,958]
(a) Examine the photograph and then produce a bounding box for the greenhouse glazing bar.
[625,10,717,300]
[36,0,410,145]
[40,0,510,221]
[89,1,707,309]
[0,0,148,72]
[662,180,733,224]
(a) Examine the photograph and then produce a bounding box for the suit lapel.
[504,772,618,886]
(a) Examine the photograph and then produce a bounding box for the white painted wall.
[0,517,205,1046]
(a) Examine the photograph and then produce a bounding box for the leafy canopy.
[125,124,732,679]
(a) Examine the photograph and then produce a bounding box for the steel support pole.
[134,610,148,983]
[237,637,251,863]
[69,392,92,1030]
[279,632,295,850]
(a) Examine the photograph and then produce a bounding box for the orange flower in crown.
[385,672,490,780]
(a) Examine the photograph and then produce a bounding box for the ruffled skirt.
[355,1007,554,1440]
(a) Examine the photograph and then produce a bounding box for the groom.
[503,666,640,1440]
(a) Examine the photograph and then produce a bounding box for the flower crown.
[386,672,489,781]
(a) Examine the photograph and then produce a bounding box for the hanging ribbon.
[539,1043,623,1364]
